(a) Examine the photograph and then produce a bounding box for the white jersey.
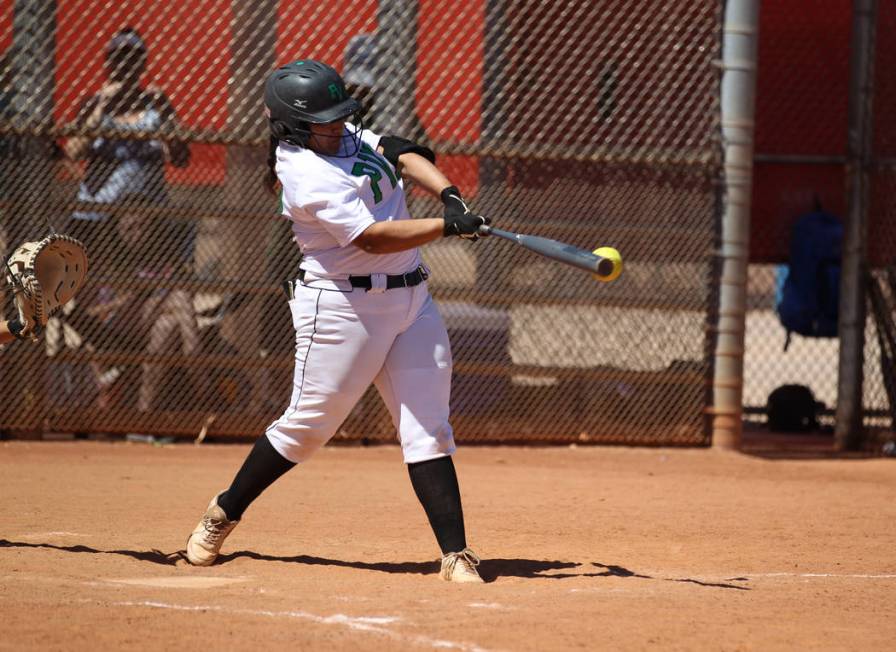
[275,127,422,277]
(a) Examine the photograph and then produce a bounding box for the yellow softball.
[592,246,623,282]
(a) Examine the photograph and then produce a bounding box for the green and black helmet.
[264,60,362,155]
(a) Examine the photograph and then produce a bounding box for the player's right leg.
[185,279,401,565]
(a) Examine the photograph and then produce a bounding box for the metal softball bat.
[477,224,623,282]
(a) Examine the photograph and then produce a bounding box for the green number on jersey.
[350,143,398,204]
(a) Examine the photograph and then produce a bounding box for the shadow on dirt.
[217,552,593,580]
[0,540,750,589]
[0,539,180,565]
[215,553,649,584]
[218,550,442,574]
[483,561,749,589]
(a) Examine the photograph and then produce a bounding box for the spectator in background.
[55,27,197,415]
[63,26,190,259]
[342,33,427,142]
[342,34,380,132]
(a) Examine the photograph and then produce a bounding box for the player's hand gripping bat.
[477,224,623,282]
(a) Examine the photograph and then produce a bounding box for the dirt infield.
[1,441,894,651]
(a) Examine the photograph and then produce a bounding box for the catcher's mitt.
[5,234,88,339]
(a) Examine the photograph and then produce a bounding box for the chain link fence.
[4,0,717,445]
[746,1,895,436]
[867,2,896,431]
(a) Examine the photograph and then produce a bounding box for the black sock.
[407,456,467,555]
[217,435,295,521]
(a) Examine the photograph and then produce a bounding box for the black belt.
[296,266,429,291]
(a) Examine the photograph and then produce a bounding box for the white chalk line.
[19,531,90,539]
[632,571,896,582]
[565,570,896,593]
[104,576,252,589]
[736,572,896,579]
[95,600,490,652]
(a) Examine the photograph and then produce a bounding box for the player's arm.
[351,176,488,253]
[376,136,448,197]
[379,136,490,237]
[352,217,445,254]
[388,148,489,241]
[353,140,487,253]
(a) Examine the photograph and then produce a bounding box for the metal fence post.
[835,0,878,451]
[7,0,57,433]
[376,0,419,137]
[713,0,760,450]
[8,0,57,244]
[224,1,277,414]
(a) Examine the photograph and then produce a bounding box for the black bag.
[766,384,822,432]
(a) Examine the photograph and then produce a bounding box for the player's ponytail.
[264,135,280,195]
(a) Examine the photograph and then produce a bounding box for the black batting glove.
[441,186,490,239]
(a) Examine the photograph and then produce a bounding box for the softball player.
[186,60,488,583]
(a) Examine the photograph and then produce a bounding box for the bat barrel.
[478,223,621,281]
[595,257,615,277]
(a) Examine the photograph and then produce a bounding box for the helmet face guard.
[264,60,363,157]
[273,113,365,157]
[306,118,365,157]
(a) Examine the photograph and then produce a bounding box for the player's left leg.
[374,289,483,583]
[186,278,406,565]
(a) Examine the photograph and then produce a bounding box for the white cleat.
[185,493,239,566]
[440,548,484,583]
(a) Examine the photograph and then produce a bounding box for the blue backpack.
[776,211,843,350]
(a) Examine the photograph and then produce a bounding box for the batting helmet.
[264,60,361,154]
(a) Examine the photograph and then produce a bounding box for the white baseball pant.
[265,276,455,464]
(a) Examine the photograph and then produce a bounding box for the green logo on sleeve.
[350,143,398,204]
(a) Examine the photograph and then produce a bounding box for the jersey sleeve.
[360,127,382,152]
[286,169,376,248]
